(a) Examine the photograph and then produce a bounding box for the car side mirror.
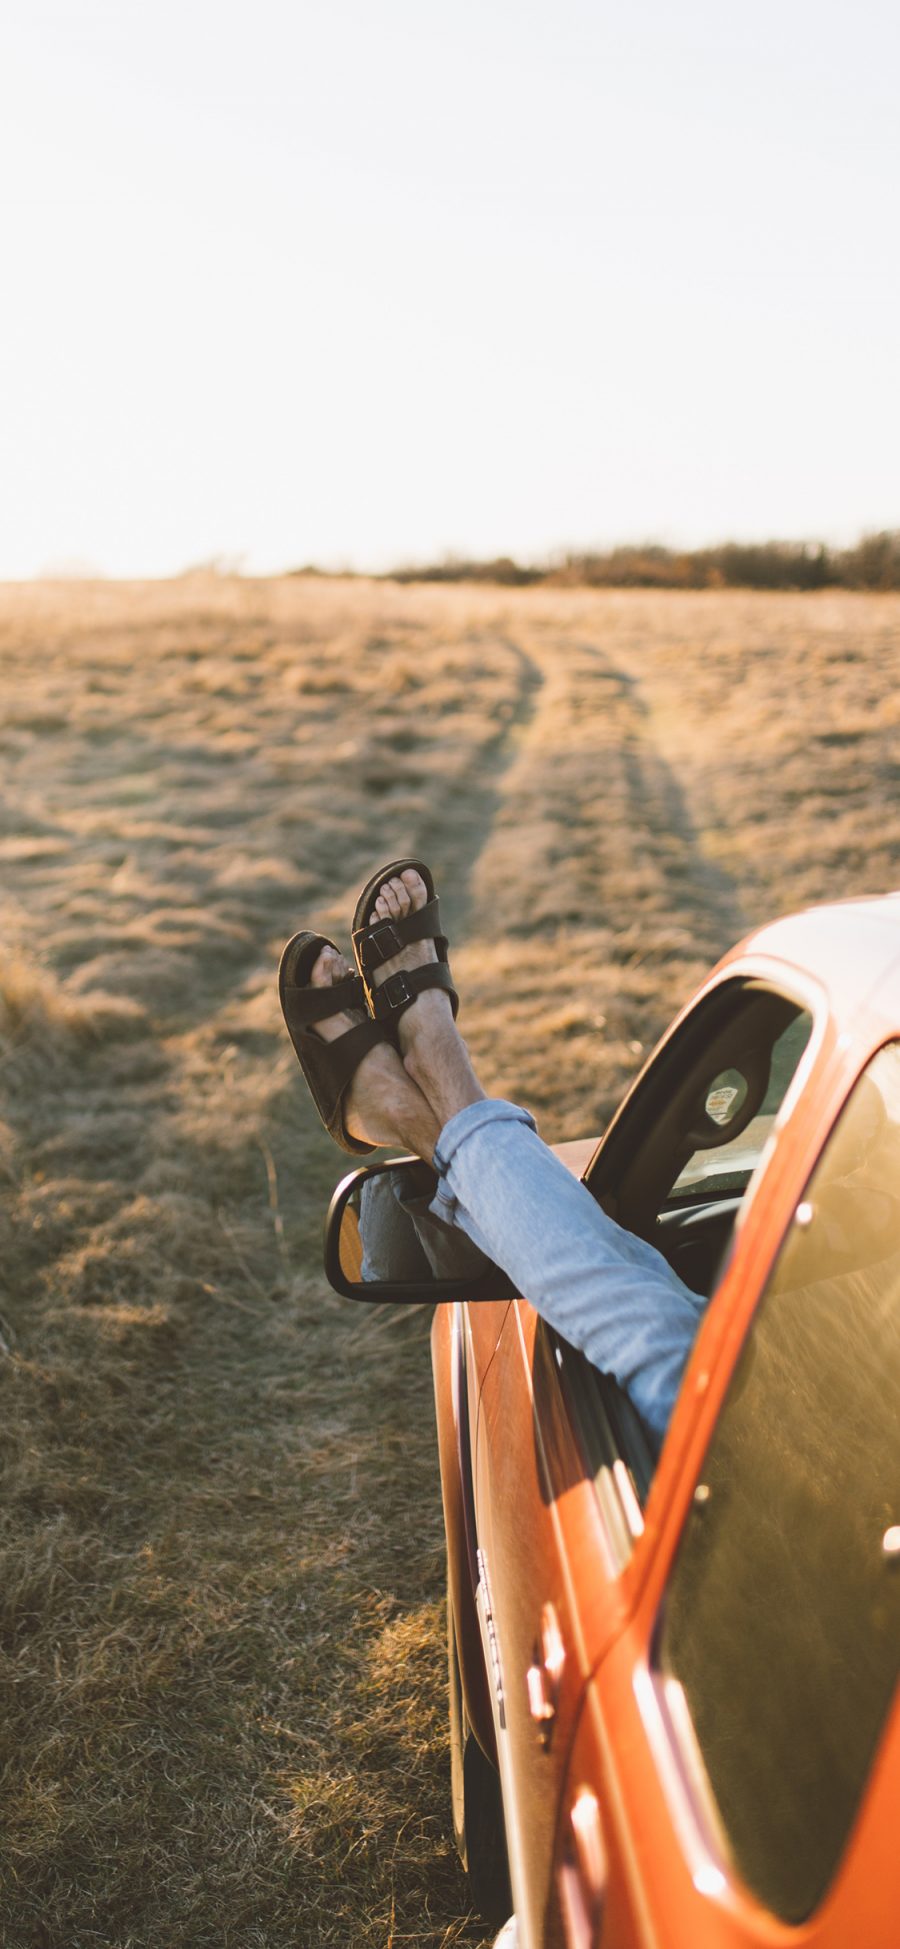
[324,1155,515,1304]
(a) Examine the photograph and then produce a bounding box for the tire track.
[463,632,747,967]
[452,628,751,1137]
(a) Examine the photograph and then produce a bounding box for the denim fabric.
[431,1097,707,1447]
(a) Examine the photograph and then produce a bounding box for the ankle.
[374,1066,441,1157]
[403,1036,485,1125]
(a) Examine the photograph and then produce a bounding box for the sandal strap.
[294,1011,385,1154]
[352,896,445,977]
[307,1014,384,1098]
[370,960,459,1022]
[281,969,366,1029]
[279,927,384,1155]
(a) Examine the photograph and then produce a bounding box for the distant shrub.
[538,540,837,592]
[699,542,834,591]
[553,545,699,589]
[838,531,900,590]
[378,532,900,593]
[392,554,542,587]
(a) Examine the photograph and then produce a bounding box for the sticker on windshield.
[706,1070,749,1127]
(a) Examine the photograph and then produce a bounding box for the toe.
[310,944,338,987]
[375,881,401,920]
[388,875,411,916]
[400,868,427,909]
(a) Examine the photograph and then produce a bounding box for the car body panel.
[432,1139,606,1767]
[475,1298,632,1944]
[425,895,900,1947]
[431,1299,497,1761]
[559,1613,900,1949]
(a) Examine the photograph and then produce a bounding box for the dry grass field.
[1,577,898,1949]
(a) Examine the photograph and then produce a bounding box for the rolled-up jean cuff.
[433,1097,537,1172]
[431,1098,537,1225]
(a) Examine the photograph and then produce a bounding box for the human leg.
[429,1098,705,1447]
[356,867,484,1123]
[288,940,443,1158]
[283,926,487,1281]
[354,870,705,1447]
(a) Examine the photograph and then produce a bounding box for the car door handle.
[558,1788,606,1948]
[526,1602,565,1744]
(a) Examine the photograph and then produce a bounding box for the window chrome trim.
[549,1328,654,1570]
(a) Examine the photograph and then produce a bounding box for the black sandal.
[351,858,459,1028]
[278,930,387,1154]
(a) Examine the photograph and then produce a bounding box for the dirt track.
[1,578,898,1947]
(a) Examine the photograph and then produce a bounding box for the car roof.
[722,892,900,1029]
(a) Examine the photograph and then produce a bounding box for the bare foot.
[308,942,368,1045]
[367,870,445,990]
[308,942,440,1154]
[364,872,485,1125]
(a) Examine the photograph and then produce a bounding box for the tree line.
[384,531,900,592]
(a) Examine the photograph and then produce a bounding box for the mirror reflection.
[338,1158,493,1288]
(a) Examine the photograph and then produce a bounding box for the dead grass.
[0,575,898,1946]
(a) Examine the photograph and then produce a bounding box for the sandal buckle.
[366,921,403,969]
[379,970,413,1014]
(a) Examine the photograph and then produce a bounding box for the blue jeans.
[430,1098,707,1448]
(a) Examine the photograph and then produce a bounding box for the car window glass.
[657,1042,900,1923]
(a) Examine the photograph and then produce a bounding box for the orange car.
[325,894,900,1949]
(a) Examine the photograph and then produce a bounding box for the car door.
[464,1142,599,1431]
[475,1295,632,1947]
[556,1034,900,1949]
[472,968,821,1948]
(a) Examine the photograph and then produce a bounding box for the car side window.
[587,979,814,1297]
[665,1010,813,1204]
[656,1042,900,1923]
[552,981,814,1527]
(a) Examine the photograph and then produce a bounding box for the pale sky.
[2,0,898,579]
